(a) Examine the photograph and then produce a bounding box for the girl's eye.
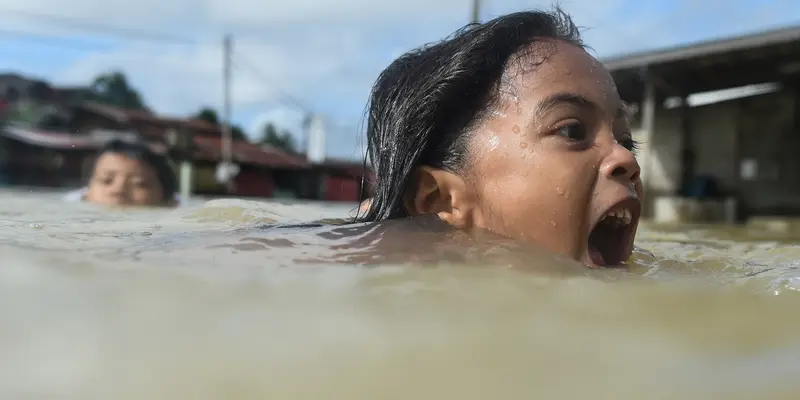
[554,122,587,141]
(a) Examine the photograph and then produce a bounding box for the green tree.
[89,71,148,110]
[258,122,296,152]
[194,107,219,125]
[191,107,247,141]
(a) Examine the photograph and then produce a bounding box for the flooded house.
[63,102,314,198]
[312,158,373,203]
[605,24,800,223]
[0,74,92,187]
[0,77,372,202]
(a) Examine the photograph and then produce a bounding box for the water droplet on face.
[487,135,500,150]
[556,186,565,195]
[551,221,557,227]
[519,142,528,149]
[512,125,520,134]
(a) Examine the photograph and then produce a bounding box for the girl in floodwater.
[356,8,644,268]
[63,139,180,208]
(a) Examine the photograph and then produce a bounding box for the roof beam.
[603,25,800,72]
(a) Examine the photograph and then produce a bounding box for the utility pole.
[471,0,480,24]
[215,34,239,193]
[222,34,233,169]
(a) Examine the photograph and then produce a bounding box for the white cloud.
[0,0,797,158]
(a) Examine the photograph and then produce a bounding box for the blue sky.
[1,0,799,160]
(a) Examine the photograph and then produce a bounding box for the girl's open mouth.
[587,198,640,267]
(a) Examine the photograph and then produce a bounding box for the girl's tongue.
[589,244,605,266]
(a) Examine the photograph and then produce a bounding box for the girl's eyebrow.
[533,91,628,120]
[533,92,593,120]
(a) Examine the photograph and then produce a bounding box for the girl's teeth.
[601,208,633,226]
[623,209,631,225]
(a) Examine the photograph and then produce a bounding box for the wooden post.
[678,94,694,196]
[168,127,194,203]
[179,160,193,203]
[640,69,657,217]
[470,0,480,24]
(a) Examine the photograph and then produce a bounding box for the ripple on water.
[0,189,800,398]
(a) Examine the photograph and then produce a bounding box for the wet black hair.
[359,8,583,222]
[91,139,178,203]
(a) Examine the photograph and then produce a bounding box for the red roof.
[81,102,223,135]
[77,102,309,169]
[193,136,310,169]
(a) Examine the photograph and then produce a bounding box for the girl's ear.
[404,166,479,229]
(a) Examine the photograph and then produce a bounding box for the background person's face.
[85,152,165,207]
[464,40,644,267]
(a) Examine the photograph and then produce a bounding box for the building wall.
[324,175,360,202]
[633,107,682,195]
[192,164,226,194]
[69,112,120,133]
[636,89,798,216]
[0,138,88,187]
[735,91,799,212]
[234,167,274,197]
[688,101,739,189]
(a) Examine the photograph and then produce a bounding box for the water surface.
[2,189,800,399]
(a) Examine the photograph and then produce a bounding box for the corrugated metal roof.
[1,125,102,150]
[80,101,221,133]
[76,102,310,168]
[2,125,167,155]
[603,24,800,71]
[193,136,310,169]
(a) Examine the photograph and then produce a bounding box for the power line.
[230,46,367,159]
[231,51,314,113]
[232,47,366,132]
[0,9,366,148]
[0,7,197,44]
[0,7,358,123]
[0,28,118,50]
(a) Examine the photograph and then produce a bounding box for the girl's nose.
[600,142,640,184]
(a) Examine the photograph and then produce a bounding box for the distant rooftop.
[602,24,800,71]
[603,24,800,102]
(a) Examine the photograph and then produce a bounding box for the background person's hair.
[358,8,583,222]
[88,139,178,203]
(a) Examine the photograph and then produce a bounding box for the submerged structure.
[606,25,800,223]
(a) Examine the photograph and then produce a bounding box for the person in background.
[64,139,180,207]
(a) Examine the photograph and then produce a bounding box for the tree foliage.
[258,122,297,152]
[191,107,247,141]
[88,71,148,110]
